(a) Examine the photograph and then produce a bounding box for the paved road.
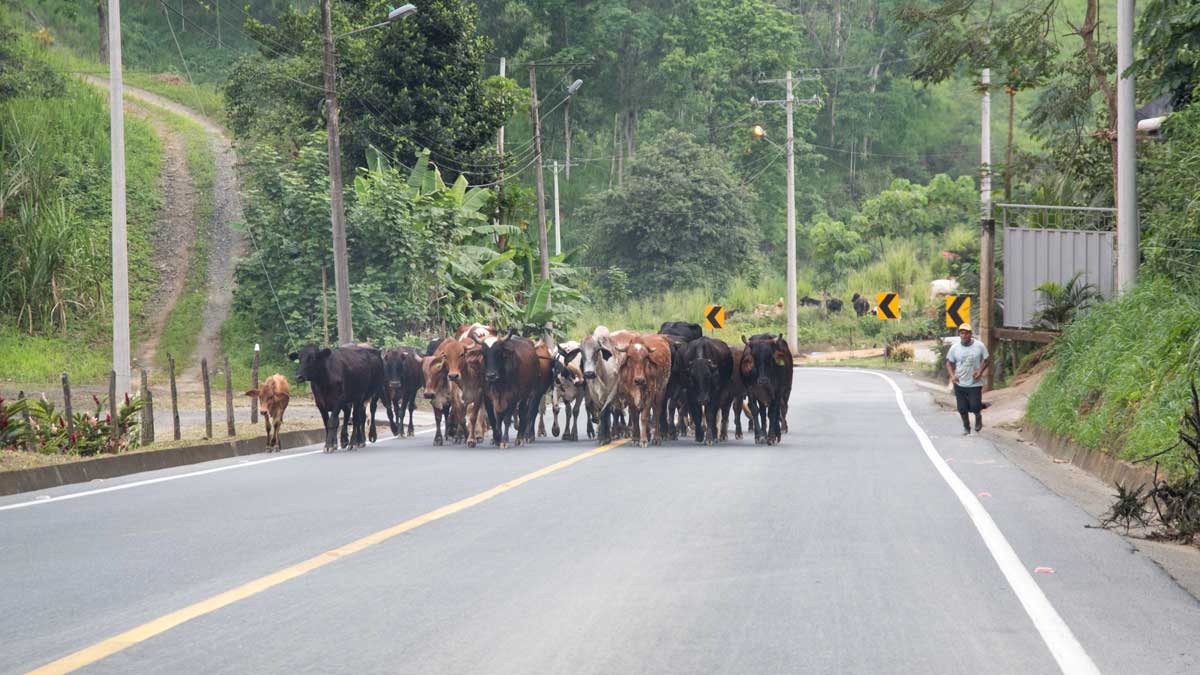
[2,369,1198,674]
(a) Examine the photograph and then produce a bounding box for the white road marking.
[0,428,436,513]
[806,368,1101,675]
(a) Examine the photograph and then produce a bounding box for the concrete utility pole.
[529,64,551,304]
[979,68,995,390]
[108,0,131,399]
[1117,0,1138,291]
[553,160,562,256]
[321,0,353,345]
[753,72,819,355]
[496,57,506,224]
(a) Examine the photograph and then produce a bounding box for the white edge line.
[0,427,437,513]
[805,367,1101,675]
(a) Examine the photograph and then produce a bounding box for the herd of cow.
[280,321,794,453]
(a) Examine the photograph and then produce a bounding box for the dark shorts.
[954,384,983,414]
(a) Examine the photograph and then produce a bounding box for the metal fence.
[999,204,1117,329]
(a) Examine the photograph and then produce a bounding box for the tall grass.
[1027,278,1200,478]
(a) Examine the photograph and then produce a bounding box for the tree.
[224,0,520,180]
[1133,0,1200,105]
[806,214,870,293]
[582,130,762,296]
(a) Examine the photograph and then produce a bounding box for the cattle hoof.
[467,440,476,448]
[434,436,443,446]
[735,432,743,440]
[638,440,649,448]
[706,439,715,447]
[499,442,509,449]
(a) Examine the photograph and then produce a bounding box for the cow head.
[579,336,613,381]
[617,340,658,388]
[438,339,479,384]
[688,356,720,405]
[475,334,512,384]
[288,345,331,384]
[422,352,447,399]
[742,334,789,387]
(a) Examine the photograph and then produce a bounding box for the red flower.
[124,392,130,406]
[92,394,101,406]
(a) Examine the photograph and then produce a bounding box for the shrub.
[1,393,142,456]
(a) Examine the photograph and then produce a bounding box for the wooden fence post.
[61,373,74,437]
[201,358,212,439]
[17,390,30,453]
[250,345,260,425]
[224,355,236,437]
[109,370,119,443]
[140,368,154,446]
[168,353,181,440]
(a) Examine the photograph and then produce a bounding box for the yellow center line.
[25,439,630,675]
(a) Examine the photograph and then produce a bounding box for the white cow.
[930,278,959,299]
[579,327,634,443]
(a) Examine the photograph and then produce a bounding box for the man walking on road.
[946,322,991,435]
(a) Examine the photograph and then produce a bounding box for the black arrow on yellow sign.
[876,293,899,320]
[946,295,970,328]
[704,305,724,330]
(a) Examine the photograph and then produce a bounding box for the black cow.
[425,338,445,356]
[657,332,692,440]
[682,337,734,445]
[739,334,792,445]
[475,334,544,448]
[799,296,822,308]
[290,345,391,452]
[383,347,423,437]
[852,293,870,317]
[826,298,844,313]
[658,321,703,342]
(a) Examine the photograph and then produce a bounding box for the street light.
[567,79,583,96]
[322,2,418,345]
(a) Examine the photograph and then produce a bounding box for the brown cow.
[438,330,493,447]
[244,374,290,452]
[616,333,673,447]
[422,346,461,446]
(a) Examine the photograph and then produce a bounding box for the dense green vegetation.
[1,5,162,382]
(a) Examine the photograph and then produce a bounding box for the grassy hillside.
[0,10,163,383]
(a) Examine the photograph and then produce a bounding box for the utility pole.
[564,98,572,181]
[752,72,819,355]
[979,68,996,390]
[1117,0,1138,291]
[322,0,353,345]
[496,57,506,226]
[108,0,131,399]
[553,160,562,256]
[529,64,551,302]
[784,70,797,357]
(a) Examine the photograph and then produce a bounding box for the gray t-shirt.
[947,339,989,387]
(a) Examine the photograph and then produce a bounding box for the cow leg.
[368,396,380,444]
[273,413,283,451]
[432,404,445,446]
[567,397,581,441]
[780,399,789,434]
[484,398,501,447]
[325,407,341,453]
[688,399,705,444]
[263,415,273,451]
[747,398,764,444]
[537,396,547,438]
[352,403,366,448]
[768,398,781,445]
[406,394,417,437]
[339,404,352,448]
[705,402,720,447]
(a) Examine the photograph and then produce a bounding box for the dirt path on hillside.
[85,77,247,384]
[127,106,198,369]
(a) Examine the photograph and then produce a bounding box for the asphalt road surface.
[3,369,1198,674]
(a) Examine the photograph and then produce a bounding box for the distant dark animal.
[425,338,445,356]
[289,345,391,452]
[682,337,734,445]
[799,296,822,308]
[852,293,870,317]
[739,334,792,445]
[616,333,673,447]
[383,347,423,437]
[825,298,844,313]
[722,345,750,441]
[244,373,290,451]
[658,321,703,342]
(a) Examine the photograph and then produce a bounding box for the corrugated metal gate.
[1000,204,1117,329]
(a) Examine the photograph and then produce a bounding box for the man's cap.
[958,322,973,333]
